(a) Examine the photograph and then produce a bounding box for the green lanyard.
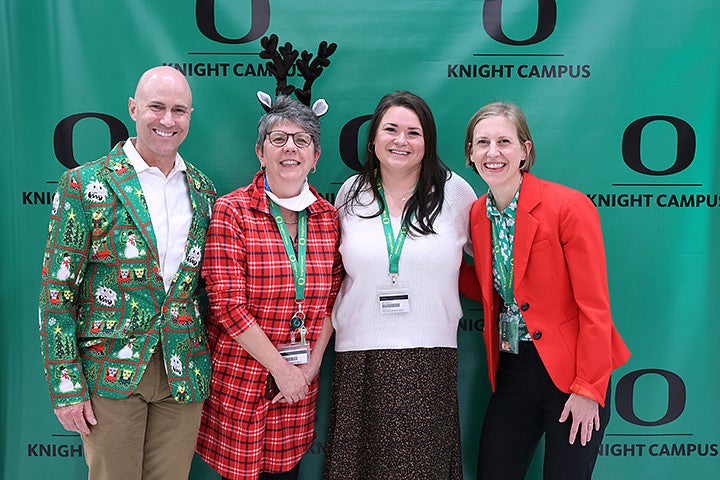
[377,182,413,283]
[268,199,307,303]
[490,212,515,305]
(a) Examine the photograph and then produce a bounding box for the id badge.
[377,285,411,315]
[278,343,310,365]
[499,312,520,354]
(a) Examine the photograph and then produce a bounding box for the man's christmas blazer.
[39,142,215,408]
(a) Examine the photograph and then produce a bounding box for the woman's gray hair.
[256,95,321,153]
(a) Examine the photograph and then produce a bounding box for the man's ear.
[128,97,138,121]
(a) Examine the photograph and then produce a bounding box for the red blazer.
[460,173,630,406]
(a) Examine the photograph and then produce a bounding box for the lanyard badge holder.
[499,310,520,354]
[279,301,309,364]
[269,199,310,365]
[376,183,412,315]
[491,216,520,354]
[266,300,310,401]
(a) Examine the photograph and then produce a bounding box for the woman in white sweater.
[322,91,476,480]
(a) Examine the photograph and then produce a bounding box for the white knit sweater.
[332,172,477,352]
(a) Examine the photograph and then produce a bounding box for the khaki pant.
[82,350,203,480]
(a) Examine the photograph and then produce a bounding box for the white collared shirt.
[123,139,193,292]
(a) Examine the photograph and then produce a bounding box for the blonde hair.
[464,102,535,173]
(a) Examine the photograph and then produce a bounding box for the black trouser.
[223,462,300,480]
[477,341,610,480]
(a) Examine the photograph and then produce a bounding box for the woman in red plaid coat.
[196,96,343,480]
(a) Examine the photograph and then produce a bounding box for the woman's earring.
[311,166,317,174]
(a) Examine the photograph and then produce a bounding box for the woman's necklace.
[282,215,298,225]
[384,185,415,203]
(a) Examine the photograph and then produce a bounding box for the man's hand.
[54,400,97,435]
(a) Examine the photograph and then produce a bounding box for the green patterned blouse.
[486,181,531,342]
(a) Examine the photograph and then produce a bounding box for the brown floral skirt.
[322,347,463,480]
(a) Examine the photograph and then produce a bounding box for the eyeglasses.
[266,130,313,148]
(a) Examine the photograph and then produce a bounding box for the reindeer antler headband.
[256,34,337,117]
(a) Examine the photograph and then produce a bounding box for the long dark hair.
[342,90,450,236]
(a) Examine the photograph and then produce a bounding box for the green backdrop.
[2,1,719,478]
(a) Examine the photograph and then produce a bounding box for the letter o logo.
[622,116,696,175]
[339,115,373,172]
[196,0,270,44]
[483,0,557,46]
[54,113,129,169]
[615,369,686,426]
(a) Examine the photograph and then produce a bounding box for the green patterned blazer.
[39,142,215,408]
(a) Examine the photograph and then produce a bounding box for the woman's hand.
[297,359,321,384]
[559,393,600,446]
[271,361,310,404]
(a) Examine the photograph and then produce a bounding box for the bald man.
[39,66,216,479]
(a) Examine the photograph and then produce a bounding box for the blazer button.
[532,331,542,340]
[521,303,530,311]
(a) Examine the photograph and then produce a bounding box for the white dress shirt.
[123,139,193,292]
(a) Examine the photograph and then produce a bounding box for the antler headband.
[256,34,337,117]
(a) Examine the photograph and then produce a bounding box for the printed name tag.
[278,344,310,365]
[499,311,520,354]
[377,286,411,314]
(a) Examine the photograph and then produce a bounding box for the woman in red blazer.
[459,102,630,479]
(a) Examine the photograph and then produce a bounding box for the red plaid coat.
[196,172,343,479]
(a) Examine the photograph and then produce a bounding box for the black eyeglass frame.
[266,130,313,148]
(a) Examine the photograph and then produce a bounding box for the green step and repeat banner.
[2,1,719,478]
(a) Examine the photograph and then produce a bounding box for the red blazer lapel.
[513,173,542,289]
